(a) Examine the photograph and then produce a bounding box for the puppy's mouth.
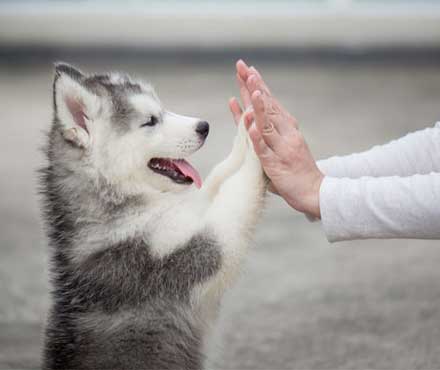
[148,158,202,188]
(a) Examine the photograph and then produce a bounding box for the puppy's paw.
[238,114,249,143]
[230,113,250,158]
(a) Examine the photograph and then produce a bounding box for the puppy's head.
[52,63,208,195]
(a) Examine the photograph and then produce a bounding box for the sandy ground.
[1,59,440,369]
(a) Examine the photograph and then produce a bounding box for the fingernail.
[254,90,261,98]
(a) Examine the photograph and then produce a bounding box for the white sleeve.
[317,122,440,178]
[320,173,440,242]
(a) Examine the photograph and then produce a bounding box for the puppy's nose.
[195,121,209,139]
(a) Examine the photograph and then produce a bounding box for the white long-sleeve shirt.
[316,122,440,242]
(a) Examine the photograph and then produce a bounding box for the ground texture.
[1,59,440,369]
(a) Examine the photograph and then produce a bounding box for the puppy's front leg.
[204,130,268,292]
[201,116,248,200]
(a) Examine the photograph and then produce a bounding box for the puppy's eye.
[140,116,158,127]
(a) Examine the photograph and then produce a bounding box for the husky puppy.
[40,63,267,370]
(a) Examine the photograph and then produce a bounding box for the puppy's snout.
[195,121,209,139]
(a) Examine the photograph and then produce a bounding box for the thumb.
[229,97,243,126]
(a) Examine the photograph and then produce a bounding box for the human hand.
[228,62,280,194]
[229,60,324,218]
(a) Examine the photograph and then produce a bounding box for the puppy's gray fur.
[40,63,266,370]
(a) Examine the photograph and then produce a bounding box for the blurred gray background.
[1,1,440,369]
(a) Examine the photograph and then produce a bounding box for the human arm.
[229,60,440,243]
[317,122,440,178]
[320,173,440,242]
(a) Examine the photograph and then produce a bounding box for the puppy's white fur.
[50,66,266,368]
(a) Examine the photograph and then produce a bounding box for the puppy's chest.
[146,201,208,258]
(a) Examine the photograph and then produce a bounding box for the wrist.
[304,172,324,219]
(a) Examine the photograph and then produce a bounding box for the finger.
[251,90,286,152]
[263,95,297,137]
[236,73,252,109]
[243,110,254,130]
[249,65,261,79]
[248,66,271,95]
[247,73,297,137]
[228,97,243,126]
[246,74,260,96]
[246,71,283,118]
[251,90,268,134]
[246,69,271,98]
[236,59,251,82]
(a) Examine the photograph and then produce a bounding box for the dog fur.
[40,63,267,370]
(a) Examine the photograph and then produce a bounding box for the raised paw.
[230,111,250,158]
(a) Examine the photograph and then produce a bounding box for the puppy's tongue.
[172,159,202,189]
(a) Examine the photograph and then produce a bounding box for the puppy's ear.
[53,62,99,148]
